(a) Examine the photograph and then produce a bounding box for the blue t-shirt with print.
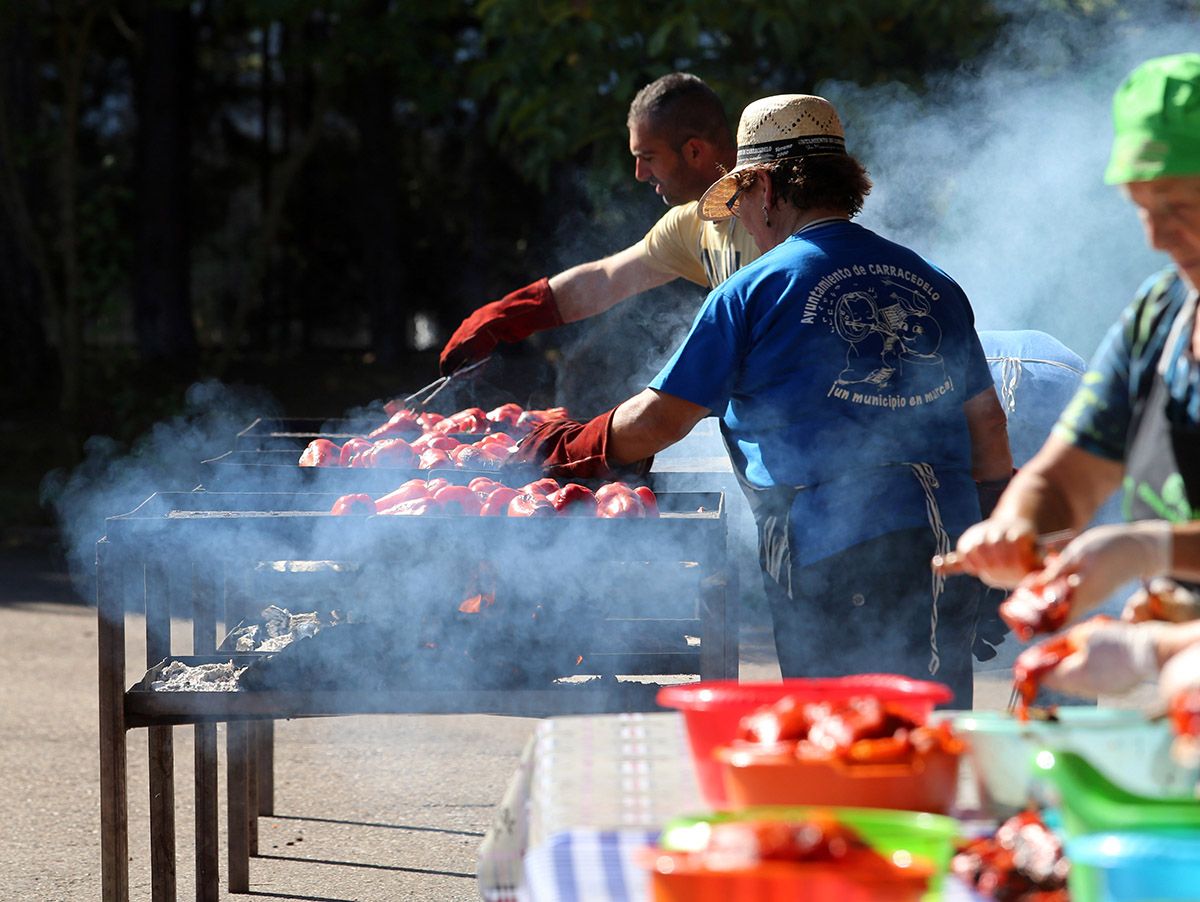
[650,220,995,566]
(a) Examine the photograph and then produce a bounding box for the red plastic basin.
[657,675,952,806]
[718,743,961,814]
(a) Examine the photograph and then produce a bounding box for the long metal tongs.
[396,356,493,411]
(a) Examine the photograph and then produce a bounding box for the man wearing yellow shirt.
[439,72,760,375]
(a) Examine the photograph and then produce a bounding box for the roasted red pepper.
[736,695,957,765]
[480,486,519,516]
[480,431,517,449]
[433,407,489,436]
[1012,633,1078,721]
[329,493,376,515]
[951,809,1069,900]
[507,492,556,517]
[339,437,374,467]
[468,476,501,494]
[418,448,454,470]
[485,403,524,429]
[594,482,633,502]
[633,485,660,517]
[374,478,429,510]
[376,496,438,516]
[705,814,867,865]
[547,483,598,516]
[368,409,422,441]
[433,484,483,516]
[449,444,486,468]
[521,478,560,496]
[411,433,461,453]
[472,442,514,465]
[738,695,812,744]
[1000,574,1074,641]
[597,491,645,518]
[369,437,418,469]
[1169,687,1200,738]
[298,439,341,467]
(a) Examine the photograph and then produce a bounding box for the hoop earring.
[762,203,771,227]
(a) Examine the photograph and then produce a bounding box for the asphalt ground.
[0,541,1146,902]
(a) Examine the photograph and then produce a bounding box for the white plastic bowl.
[947,708,1198,816]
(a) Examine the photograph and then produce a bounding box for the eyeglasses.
[724,174,755,216]
[725,184,746,216]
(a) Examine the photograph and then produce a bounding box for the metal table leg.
[98,540,129,902]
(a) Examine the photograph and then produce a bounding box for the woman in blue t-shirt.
[515,94,1014,708]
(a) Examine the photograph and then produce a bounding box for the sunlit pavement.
[0,547,1155,900]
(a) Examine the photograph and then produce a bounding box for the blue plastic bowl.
[1065,831,1200,901]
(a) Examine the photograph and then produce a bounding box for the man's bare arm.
[607,388,710,463]
[550,244,677,323]
[994,436,1124,535]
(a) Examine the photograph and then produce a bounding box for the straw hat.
[699,94,846,221]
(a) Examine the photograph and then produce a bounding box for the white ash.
[229,606,324,652]
[151,660,246,692]
[263,605,321,639]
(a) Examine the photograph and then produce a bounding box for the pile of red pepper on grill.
[330,478,658,518]
[951,809,1069,901]
[735,694,962,765]
[299,404,568,470]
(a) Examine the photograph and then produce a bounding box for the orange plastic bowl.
[638,848,932,902]
[656,675,952,806]
[717,743,960,814]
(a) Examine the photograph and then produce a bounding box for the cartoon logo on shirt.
[802,266,952,408]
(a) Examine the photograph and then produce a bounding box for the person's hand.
[1040,618,1168,698]
[949,516,1041,588]
[439,278,562,375]
[1159,642,1200,766]
[1159,640,1200,702]
[1123,578,1200,623]
[1029,521,1173,621]
[508,408,650,480]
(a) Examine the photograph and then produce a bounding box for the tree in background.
[6,0,1185,428]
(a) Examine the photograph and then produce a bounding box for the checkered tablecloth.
[476,711,986,901]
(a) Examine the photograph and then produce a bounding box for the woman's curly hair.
[734,153,872,218]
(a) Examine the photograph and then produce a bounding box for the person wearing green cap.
[941,54,1200,692]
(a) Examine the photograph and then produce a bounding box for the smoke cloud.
[51,5,1199,700]
[839,9,1192,361]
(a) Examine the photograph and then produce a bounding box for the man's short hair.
[627,73,732,150]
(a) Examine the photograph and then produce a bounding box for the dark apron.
[720,423,957,680]
[1124,291,1200,524]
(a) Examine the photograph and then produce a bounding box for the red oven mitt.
[439,277,563,375]
[509,408,651,479]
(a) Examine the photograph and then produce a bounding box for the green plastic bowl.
[1030,749,1200,838]
[658,805,959,900]
[950,707,1197,816]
